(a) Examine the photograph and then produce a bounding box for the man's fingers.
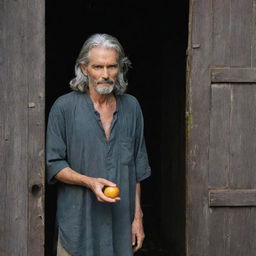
[97,196,115,203]
[133,238,142,252]
[131,232,136,247]
[97,197,104,202]
[97,190,118,203]
[93,180,120,203]
[101,194,116,203]
[98,178,116,187]
[132,233,145,252]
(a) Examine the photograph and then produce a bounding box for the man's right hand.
[55,167,120,203]
[85,177,121,203]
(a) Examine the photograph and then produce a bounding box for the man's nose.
[102,67,109,79]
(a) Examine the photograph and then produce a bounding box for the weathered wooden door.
[0,1,45,255]
[187,0,256,255]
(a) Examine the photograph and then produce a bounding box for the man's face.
[81,47,120,95]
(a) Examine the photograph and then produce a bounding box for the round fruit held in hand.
[103,186,120,198]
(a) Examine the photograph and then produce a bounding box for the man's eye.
[109,65,118,69]
[94,65,102,69]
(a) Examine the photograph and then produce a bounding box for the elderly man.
[46,33,151,256]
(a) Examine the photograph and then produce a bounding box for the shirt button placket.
[106,142,113,180]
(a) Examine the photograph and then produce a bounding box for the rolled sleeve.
[134,101,151,182]
[46,99,70,184]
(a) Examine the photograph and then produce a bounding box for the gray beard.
[92,82,115,95]
[87,75,116,95]
[93,84,115,95]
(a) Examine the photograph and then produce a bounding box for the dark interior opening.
[46,1,188,255]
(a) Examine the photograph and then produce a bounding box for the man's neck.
[88,87,115,107]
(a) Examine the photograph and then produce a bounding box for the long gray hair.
[70,34,131,95]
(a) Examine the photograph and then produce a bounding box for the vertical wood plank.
[210,208,256,256]
[0,0,45,255]
[230,0,253,66]
[209,84,230,188]
[208,84,230,256]
[229,208,256,255]
[209,208,231,256]
[252,0,256,67]
[229,84,256,188]
[27,1,45,255]
[208,83,256,256]
[0,1,6,252]
[189,0,256,255]
[212,0,231,66]
[0,1,28,255]
[186,0,212,255]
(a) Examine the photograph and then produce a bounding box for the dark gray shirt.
[46,91,151,256]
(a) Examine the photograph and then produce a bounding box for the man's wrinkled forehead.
[87,46,119,63]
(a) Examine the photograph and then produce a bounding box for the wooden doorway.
[0,1,45,255]
[186,0,256,255]
[3,1,256,255]
[46,1,188,255]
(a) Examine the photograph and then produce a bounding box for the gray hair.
[70,33,131,95]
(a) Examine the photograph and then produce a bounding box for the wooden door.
[0,1,45,255]
[187,0,256,255]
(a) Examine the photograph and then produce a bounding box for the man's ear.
[80,64,87,76]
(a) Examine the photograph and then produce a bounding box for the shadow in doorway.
[46,1,188,255]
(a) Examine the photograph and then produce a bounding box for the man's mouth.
[97,80,113,85]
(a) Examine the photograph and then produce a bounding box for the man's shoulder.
[53,91,81,108]
[55,91,80,102]
[120,93,140,107]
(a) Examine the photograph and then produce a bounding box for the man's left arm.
[131,182,145,252]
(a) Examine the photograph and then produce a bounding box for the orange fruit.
[103,186,120,198]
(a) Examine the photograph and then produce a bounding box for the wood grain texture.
[209,84,231,188]
[229,208,256,255]
[230,0,253,66]
[208,84,256,255]
[0,1,6,252]
[212,0,254,67]
[229,84,256,187]
[252,0,256,67]
[186,0,212,255]
[0,0,45,255]
[26,1,45,255]
[209,189,256,206]
[209,83,256,256]
[209,208,231,255]
[212,0,231,66]
[211,68,256,83]
[209,83,256,189]
[209,208,256,255]
[188,0,256,255]
[0,1,28,255]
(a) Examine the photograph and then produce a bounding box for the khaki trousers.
[57,236,71,256]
